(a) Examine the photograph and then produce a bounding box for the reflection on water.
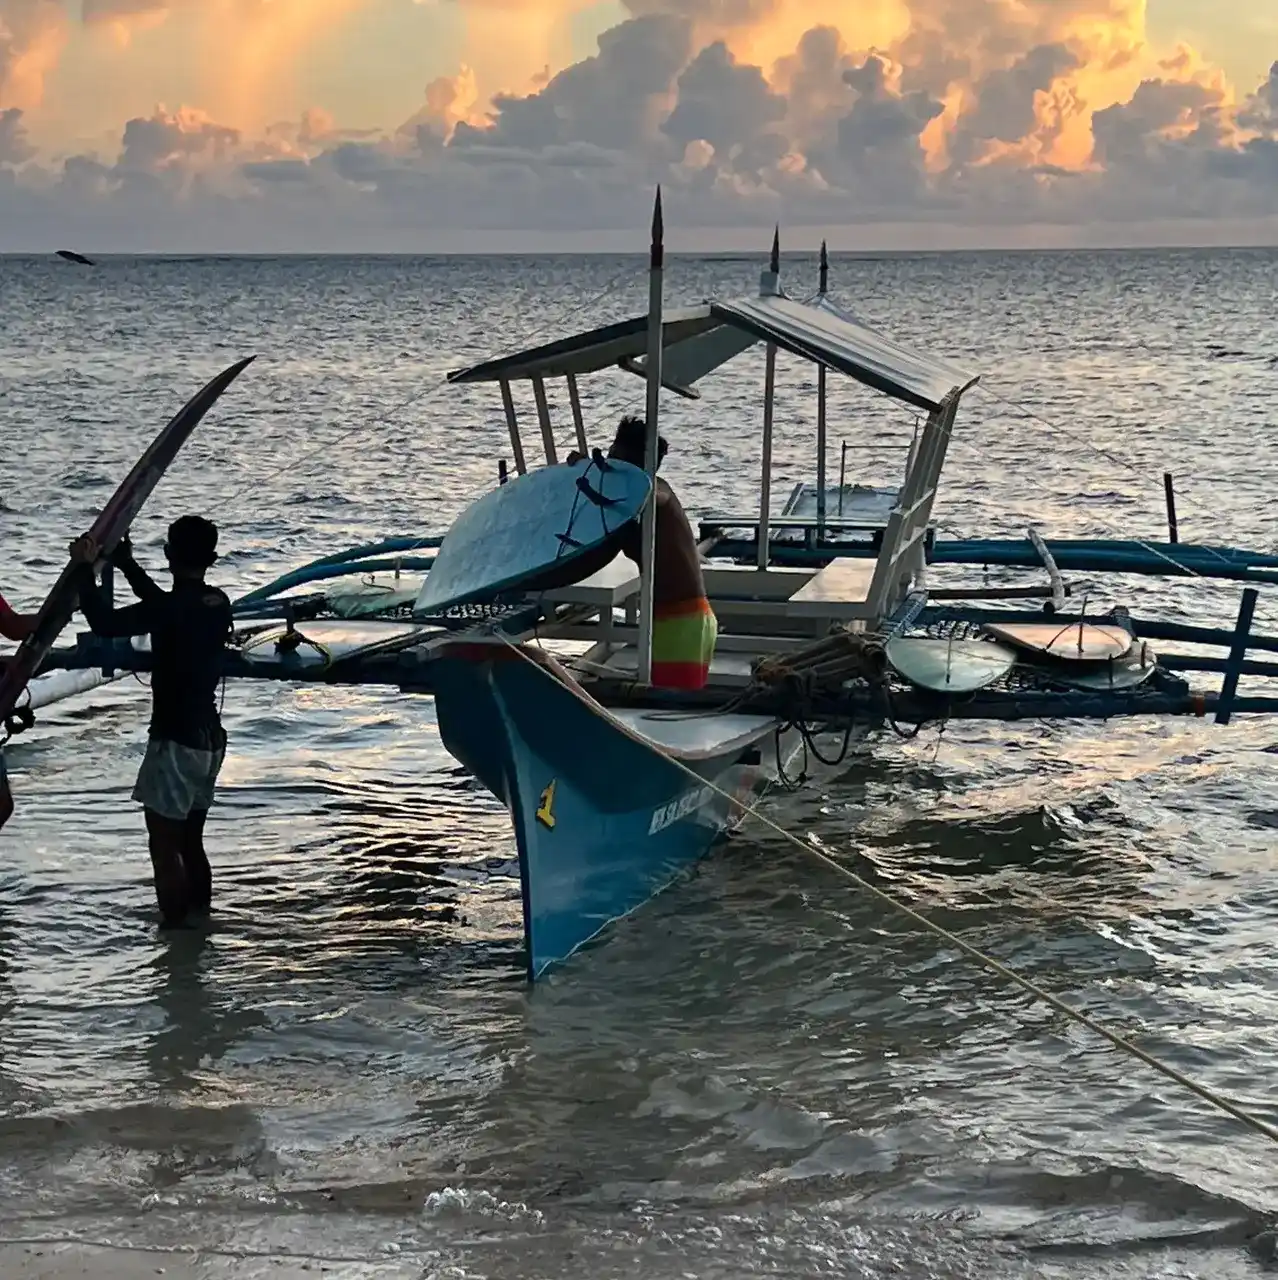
[1,251,1277,1275]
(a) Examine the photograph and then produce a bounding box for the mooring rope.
[496,632,1278,1147]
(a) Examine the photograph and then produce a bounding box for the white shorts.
[132,735,225,820]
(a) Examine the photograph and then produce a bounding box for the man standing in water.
[69,519,232,925]
[603,415,718,690]
[0,593,38,830]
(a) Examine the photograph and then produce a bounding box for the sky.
[0,0,1275,251]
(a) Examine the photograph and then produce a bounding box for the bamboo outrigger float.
[22,191,1278,980]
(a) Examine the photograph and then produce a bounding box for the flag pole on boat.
[756,227,780,570]
[636,186,664,684]
[816,240,829,542]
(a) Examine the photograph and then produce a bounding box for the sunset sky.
[1,0,1275,250]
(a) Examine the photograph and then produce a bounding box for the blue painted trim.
[306,536,444,569]
[234,555,436,607]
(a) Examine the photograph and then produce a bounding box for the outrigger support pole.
[816,240,829,542]
[637,187,664,685]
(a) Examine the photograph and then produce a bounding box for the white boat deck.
[593,646,758,687]
[610,706,776,756]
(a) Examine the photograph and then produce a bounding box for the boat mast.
[757,227,780,570]
[636,187,664,684]
[816,240,829,541]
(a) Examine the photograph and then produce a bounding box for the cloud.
[454,13,693,153]
[1,0,360,131]
[0,0,67,110]
[0,3,1276,248]
[0,103,32,162]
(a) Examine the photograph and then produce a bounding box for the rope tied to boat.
[751,627,889,695]
[495,632,1278,1151]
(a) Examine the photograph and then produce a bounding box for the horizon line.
[3,241,1278,260]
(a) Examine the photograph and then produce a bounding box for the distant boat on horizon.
[55,249,94,266]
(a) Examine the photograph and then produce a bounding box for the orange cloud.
[3,0,363,133]
[434,0,1237,176]
[1,0,1259,195]
[0,0,69,110]
[208,0,363,131]
[420,0,595,104]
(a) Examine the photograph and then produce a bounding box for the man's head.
[608,415,668,470]
[165,515,218,576]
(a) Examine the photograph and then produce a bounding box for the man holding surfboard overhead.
[0,593,40,830]
[604,415,718,691]
[69,518,233,926]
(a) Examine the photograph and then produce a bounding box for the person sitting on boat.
[605,415,718,691]
[68,519,233,927]
[0,592,39,831]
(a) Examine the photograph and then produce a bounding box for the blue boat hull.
[433,645,777,979]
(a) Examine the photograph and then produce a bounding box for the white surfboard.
[981,621,1133,664]
[1051,641,1158,691]
[886,636,1018,693]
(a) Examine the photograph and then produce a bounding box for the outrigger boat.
[24,192,1278,982]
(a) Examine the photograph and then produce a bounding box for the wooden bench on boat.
[539,557,642,639]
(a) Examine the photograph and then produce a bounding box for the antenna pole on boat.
[636,187,664,684]
[816,240,829,541]
[757,226,780,570]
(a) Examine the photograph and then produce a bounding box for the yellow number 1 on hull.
[536,780,557,830]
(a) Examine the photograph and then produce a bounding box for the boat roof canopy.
[447,292,978,413]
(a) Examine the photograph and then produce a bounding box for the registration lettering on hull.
[648,783,715,835]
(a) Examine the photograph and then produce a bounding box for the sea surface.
[1,248,1278,1278]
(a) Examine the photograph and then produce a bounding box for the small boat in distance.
[55,249,95,266]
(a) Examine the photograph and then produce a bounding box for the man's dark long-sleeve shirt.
[77,562,233,751]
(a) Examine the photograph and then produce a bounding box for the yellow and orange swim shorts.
[651,597,718,690]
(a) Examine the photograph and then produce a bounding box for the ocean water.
[1,248,1278,1278]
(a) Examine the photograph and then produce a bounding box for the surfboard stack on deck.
[885,619,1156,696]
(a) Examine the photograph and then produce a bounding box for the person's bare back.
[619,477,705,606]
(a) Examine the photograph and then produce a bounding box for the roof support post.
[816,241,829,541]
[816,364,827,541]
[499,379,527,476]
[757,342,777,570]
[637,188,664,685]
[756,226,782,571]
[532,376,558,465]
[566,373,588,456]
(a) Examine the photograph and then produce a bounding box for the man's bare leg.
[144,808,190,926]
[182,809,212,913]
[0,775,14,831]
